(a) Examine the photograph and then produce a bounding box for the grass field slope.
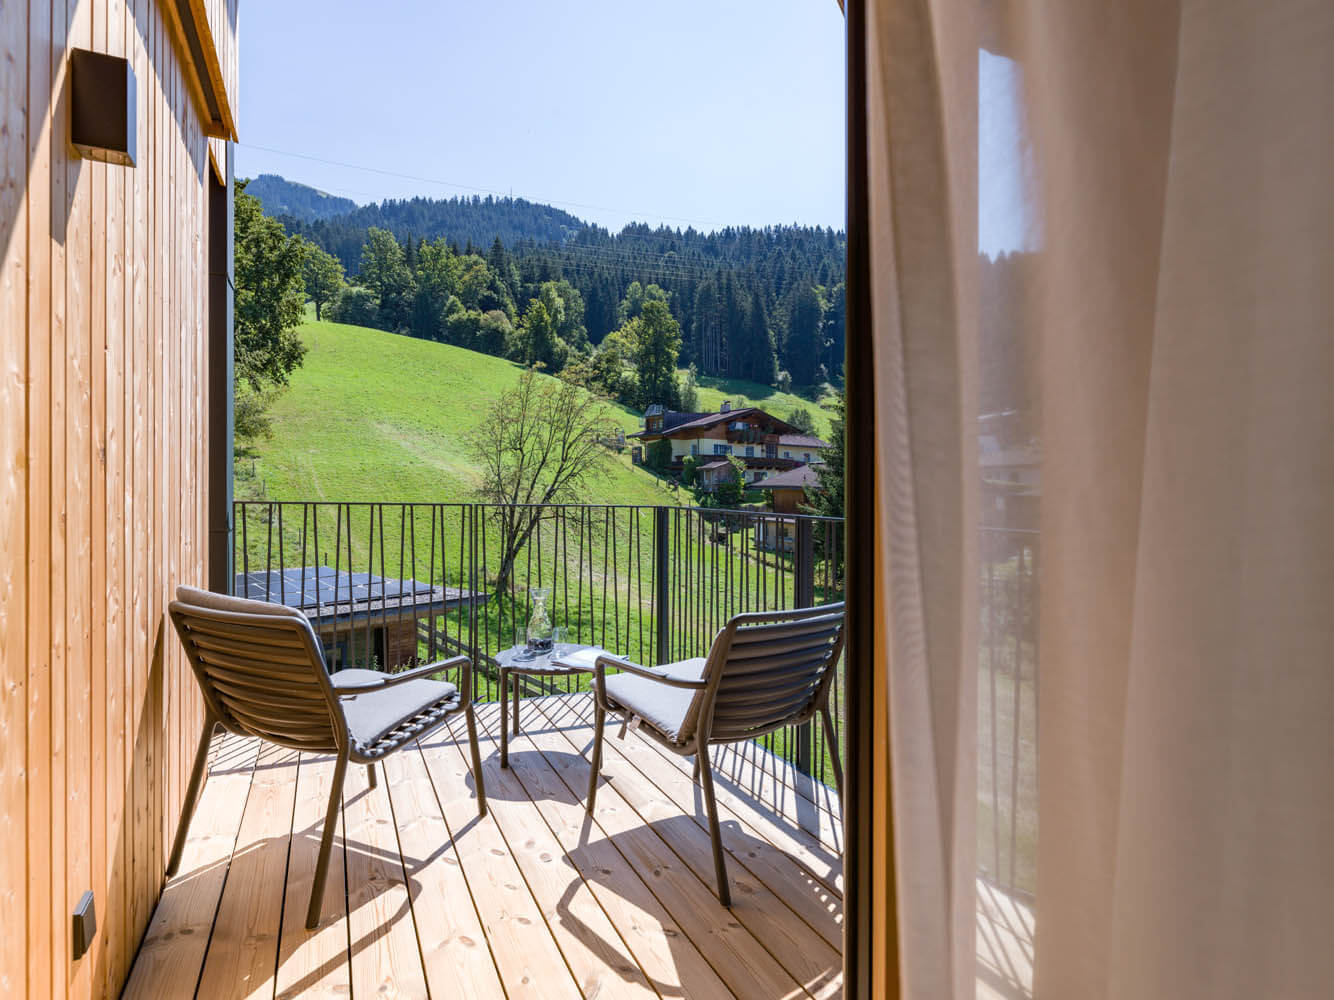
[239,319,682,506]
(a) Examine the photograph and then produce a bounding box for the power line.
[238,141,738,231]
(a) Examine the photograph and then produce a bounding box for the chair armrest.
[332,655,471,693]
[594,655,707,689]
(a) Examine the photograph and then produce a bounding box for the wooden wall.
[0,1,237,996]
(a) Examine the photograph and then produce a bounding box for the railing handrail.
[233,498,845,525]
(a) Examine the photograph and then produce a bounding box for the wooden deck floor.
[123,692,846,999]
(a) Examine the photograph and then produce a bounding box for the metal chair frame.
[587,603,845,906]
[166,587,487,928]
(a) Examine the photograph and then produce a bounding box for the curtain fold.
[863,0,1334,996]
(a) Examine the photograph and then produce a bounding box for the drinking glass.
[552,627,570,657]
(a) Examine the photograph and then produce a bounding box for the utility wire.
[238,141,737,230]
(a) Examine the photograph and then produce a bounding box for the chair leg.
[696,749,731,906]
[692,754,701,783]
[465,700,487,817]
[586,702,606,813]
[366,762,377,789]
[306,752,349,929]
[820,705,845,804]
[166,715,217,877]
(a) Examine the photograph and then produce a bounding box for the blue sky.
[234,0,847,233]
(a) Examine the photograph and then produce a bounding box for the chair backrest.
[169,585,348,754]
[690,602,846,745]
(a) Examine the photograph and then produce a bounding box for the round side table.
[495,644,593,768]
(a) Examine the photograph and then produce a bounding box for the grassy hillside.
[687,373,840,440]
[238,319,681,506]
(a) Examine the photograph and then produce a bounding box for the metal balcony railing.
[231,501,848,793]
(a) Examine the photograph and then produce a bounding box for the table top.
[494,643,596,675]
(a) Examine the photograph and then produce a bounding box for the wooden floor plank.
[273,753,352,1000]
[342,762,431,999]
[477,700,812,1000]
[712,737,843,840]
[416,726,584,1000]
[427,721,659,999]
[437,714,737,1000]
[533,698,844,962]
[122,733,261,999]
[126,694,847,1000]
[555,695,844,897]
[618,707,846,865]
[522,698,843,999]
[377,746,506,999]
[195,743,301,1000]
[548,697,844,944]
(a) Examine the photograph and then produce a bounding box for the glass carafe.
[526,587,553,652]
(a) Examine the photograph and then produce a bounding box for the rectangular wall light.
[70,48,137,167]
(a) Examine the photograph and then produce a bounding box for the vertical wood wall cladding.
[0,1,238,995]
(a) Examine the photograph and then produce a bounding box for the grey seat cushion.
[341,675,459,751]
[603,657,707,745]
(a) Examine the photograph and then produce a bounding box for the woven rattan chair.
[166,585,487,928]
[587,603,845,906]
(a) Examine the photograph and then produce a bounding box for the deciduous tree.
[300,239,344,321]
[234,181,308,392]
[359,227,415,331]
[468,371,618,595]
[631,299,682,409]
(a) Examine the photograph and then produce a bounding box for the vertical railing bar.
[1009,539,1025,888]
[599,507,609,650]
[308,505,320,655]
[561,507,570,648]
[988,533,1001,881]
[264,502,274,606]
[611,508,622,657]
[237,503,248,596]
[405,504,415,668]
[333,504,344,670]
[276,504,286,607]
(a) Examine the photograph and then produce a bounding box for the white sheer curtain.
[862,1,1334,996]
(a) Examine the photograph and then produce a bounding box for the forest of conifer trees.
[251,175,848,394]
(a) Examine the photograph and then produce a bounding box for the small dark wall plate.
[70,48,137,167]
[72,891,97,961]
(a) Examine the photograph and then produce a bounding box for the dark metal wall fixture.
[843,1,881,996]
[173,0,226,133]
[70,48,137,167]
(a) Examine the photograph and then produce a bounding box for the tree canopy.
[234,181,308,392]
[264,184,846,389]
[301,239,344,321]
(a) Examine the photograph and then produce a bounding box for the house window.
[784,451,791,458]
[713,444,732,456]
[803,453,811,463]
[746,446,755,457]
[766,444,777,459]
[691,443,699,457]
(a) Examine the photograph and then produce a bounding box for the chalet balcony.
[671,454,806,474]
[116,502,1036,999]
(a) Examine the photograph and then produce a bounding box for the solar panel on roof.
[233,567,440,610]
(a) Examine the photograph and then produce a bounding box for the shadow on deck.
[124,692,846,999]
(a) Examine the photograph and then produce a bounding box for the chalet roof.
[698,460,732,472]
[759,464,821,491]
[662,410,712,431]
[631,405,803,440]
[777,433,830,449]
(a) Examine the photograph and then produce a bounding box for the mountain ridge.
[244,174,358,221]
